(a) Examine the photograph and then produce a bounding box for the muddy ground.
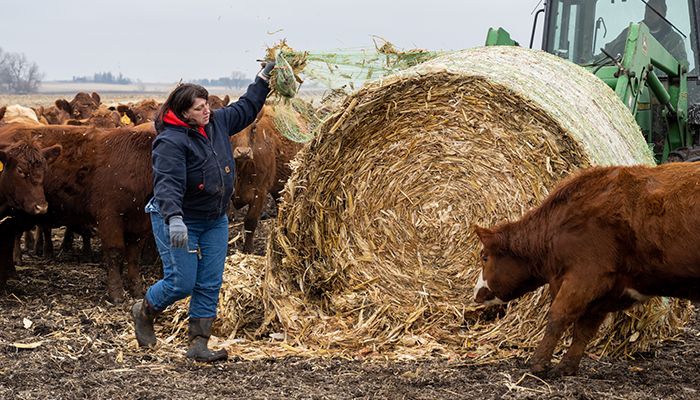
[1,207,699,399]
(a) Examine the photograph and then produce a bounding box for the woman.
[131,62,274,362]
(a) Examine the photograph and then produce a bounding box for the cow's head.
[231,123,256,161]
[68,92,101,119]
[231,107,266,161]
[208,95,230,110]
[65,106,121,128]
[39,101,73,124]
[117,99,160,126]
[0,138,62,215]
[473,225,543,306]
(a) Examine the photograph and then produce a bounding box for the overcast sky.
[0,0,544,83]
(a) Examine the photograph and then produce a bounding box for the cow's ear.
[55,99,72,114]
[65,119,83,126]
[223,95,230,105]
[125,109,138,124]
[474,225,493,243]
[0,105,6,121]
[91,92,101,104]
[474,225,507,251]
[41,144,62,164]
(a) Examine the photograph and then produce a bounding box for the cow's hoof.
[551,364,578,377]
[108,288,125,304]
[529,362,552,377]
[128,282,145,299]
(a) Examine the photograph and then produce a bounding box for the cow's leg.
[23,228,36,253]
[60,227,75,254]
[13,234,22,264]
[530,312,572,375]
[124,233,145,298]
[1,228,16,288]
[242,195,265,254]
[554,310,608,376]
[34,225,44,256]
[0,217,24,286]
[140,236,159,265]
[530,273,611,376]
[80,230,93,262]
[40,225,53,259]
[98,216,126,303]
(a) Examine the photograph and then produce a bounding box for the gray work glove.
[168,215,188,249]
[257,60,276,82]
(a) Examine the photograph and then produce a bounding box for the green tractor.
[487,0,700,163]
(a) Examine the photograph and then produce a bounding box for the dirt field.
[1,205,699,400]
[1,92,699,399]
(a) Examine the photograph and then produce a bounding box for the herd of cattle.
[0,92,303,303]
[5,92,700,376]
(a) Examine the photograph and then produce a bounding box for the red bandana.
[163,109,207,139]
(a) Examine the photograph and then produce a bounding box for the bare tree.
[0,50,43,94]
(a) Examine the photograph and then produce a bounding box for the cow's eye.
[481,255,488,262]
[17,169,26,178]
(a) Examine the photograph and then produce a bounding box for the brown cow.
[474,163,700,377]
[208,95,230,110]
[0,124,155,302]
[230,105,305,253]
[36,92,102,125]
[117,99,161,126]
[21,103,126,260]
[0,132,62,215]
[1,133,62,277]
[65,106,122,128]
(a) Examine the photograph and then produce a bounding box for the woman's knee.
[163,280,195,300]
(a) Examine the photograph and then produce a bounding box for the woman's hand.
[168,216,188,248]
[257,61,276,82]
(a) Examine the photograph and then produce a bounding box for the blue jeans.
[144,201,229,319]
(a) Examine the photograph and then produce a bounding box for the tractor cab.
[539,0,700,161]
[486,0,700,161]
[543,0,699,76]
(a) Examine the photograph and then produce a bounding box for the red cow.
[474,163,700,377]
[230,105,305,253]
[208,95,230,110]
[0,124,155,302]
[65,106,122,128]
[0,132,62,215]
[117,99,161,126]
[35,92,102,125]
[0,132,62,282]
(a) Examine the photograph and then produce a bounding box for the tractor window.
[548,1,579,61]
[545,0,697,74]
[592,0,696,72]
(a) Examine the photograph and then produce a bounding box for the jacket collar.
[163,109,207,138]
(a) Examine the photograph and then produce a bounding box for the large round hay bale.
[262,46,691,359]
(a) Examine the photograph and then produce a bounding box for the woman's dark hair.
[155,83,209,133]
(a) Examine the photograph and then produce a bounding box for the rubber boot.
[131,298,160,347]
[185,318,228,362]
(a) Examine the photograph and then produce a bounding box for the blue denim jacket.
[151,77,269,223]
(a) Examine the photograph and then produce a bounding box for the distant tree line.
[72,71,132,85]
[0,47,43,94]
[191,71,251,88]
